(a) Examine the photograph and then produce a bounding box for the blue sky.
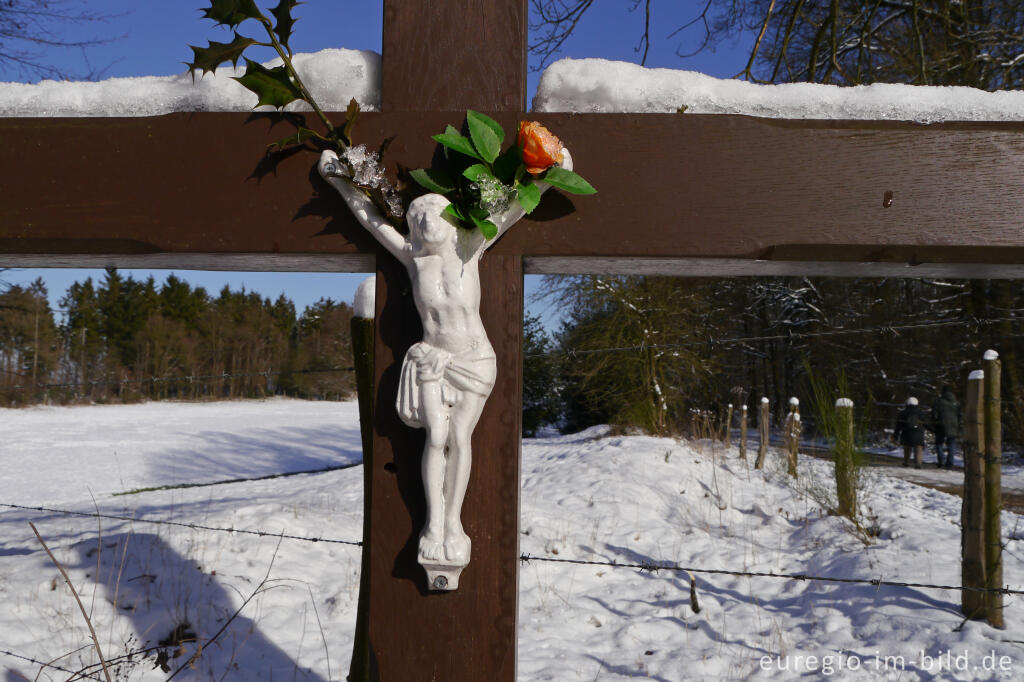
[3,1,752,325]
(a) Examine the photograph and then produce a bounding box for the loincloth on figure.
[396,341,497,429]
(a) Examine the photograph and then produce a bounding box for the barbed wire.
[5,499,1016,596]
[2,366,354,392]
[0,647,100,680]
[518,553,1024,595]
[528,316,1021,360]
[0,502,362,547]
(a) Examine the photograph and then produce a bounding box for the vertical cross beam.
[367,2,526,679]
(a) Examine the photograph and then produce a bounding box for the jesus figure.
[319,147,572,581]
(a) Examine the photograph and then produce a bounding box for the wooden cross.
[3,1,1024,679]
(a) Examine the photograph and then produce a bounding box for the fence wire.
[0,502,363,547]
[4,501,1020,596]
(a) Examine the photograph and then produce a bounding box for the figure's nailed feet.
[419,531,445,561]
[444,527,471,564]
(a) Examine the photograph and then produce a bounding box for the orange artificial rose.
[518,121,564,175]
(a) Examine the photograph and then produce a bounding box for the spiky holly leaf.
[201,0,263,29]
[343,98,359,147]
[270,0,301,49]
[187,33,258,78]
[268,126,324,151]
[233,58,303,109]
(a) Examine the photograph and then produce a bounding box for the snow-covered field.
[1,399,1021,681]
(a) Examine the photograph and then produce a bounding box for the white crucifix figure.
[319,147,572,590]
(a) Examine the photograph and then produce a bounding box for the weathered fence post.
[348,277,376,682]
[983,350,1004,628]
[739,404,748,461]
[755,397,769,469]
[961,369,986,620]
[834,398,856,518]
[784,397,800,478]
[724,403,733,447]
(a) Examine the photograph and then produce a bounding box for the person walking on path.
[931,385,961,469]
[894,397,926,469]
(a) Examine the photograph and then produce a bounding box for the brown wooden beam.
[3,114,1024,269]
[367,4,525,680]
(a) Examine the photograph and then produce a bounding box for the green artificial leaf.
[187,33,258,79]
[466,110,502,163]
[410,168,456,195]
[270,0,301,49]
[462,164,493,182]
[470,212,498,239]
[516,181,541,214]
[268,126,323,151]
[467,110,503,143]
[492,144,520,184]
[543,167,597,195]
[677,104,689,113]
[443,203,466,222]
[233,58,303,109]
[202,0,263,29]
[343,97,360,146]
[432,125,483,161]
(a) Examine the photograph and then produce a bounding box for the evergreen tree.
[522,313,561,436]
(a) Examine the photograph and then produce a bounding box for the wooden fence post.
[834,398,856,518]
[961,369,986,620]
[785,397,800,478]
[755,397,769,469]
[724,403,733,447]
[983,350,1004,628]
[739,404,748,461]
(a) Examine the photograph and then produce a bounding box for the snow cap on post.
[906,397,918,406]
[354,275,376,319]
[984,349,999,361]
[835,398,854,408]
[969,370,985,381]
[761,397,769,404]
[741,405,747,411]
[789,397,799,406]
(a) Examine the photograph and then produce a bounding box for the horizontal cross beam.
[3,113,1024,276]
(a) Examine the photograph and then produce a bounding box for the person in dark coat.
[931,385,961,469]
[893,397,925,468]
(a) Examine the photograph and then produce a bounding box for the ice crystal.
[342,144,404,217]
[472,175,516,216]
[343,145,386,188]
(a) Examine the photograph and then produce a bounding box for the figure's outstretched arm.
[483,149,574,252]
[318,150,412,265]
